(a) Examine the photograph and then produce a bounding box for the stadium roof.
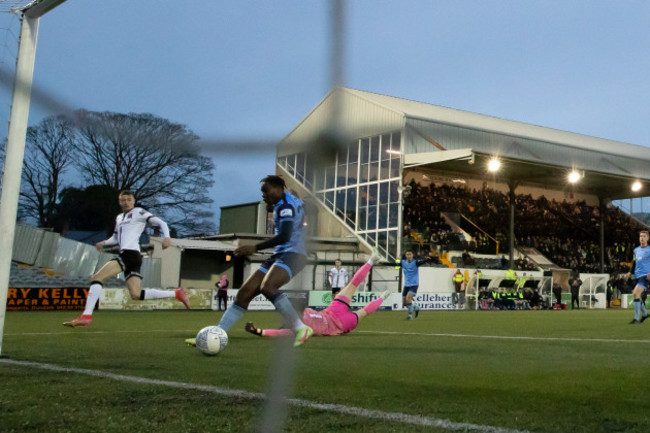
[280,87,650,200]
[169,238,235,251]
[345,88,650,162]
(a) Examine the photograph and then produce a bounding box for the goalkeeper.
[246,251,389,337]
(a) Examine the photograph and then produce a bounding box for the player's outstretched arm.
[234,221,293,257]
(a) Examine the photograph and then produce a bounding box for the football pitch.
[1,309,649,433]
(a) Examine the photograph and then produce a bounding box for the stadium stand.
[9,261,124,288]
[403,180,643,273]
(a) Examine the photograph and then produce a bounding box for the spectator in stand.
[569,270,582,309]
[462,249,475,266]
[403,179,646,273]
[618,272,634,294]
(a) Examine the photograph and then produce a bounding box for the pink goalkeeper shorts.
[327,295,359,334]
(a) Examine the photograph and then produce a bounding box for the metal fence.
[12,224,161,287]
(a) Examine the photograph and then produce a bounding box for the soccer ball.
[195,326,228,356]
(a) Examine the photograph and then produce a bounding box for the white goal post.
[0,0,67,356]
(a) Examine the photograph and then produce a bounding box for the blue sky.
[2,0,650,230]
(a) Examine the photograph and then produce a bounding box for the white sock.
[294,319,307,330]
[83,283,103,316]
[142,288,176,300]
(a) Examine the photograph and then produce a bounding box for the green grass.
[1,309,649,432]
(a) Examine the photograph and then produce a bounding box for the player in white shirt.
[63,190,189,327]
[328,259,348,295]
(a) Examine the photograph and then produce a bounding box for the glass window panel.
[336,148,345,166]
[368,184,378,207]
[380,158,390,180]
[391,132,401,152]
[367,206,377,230]
[359,207,367,231]
[325,191,335,210]
[360,138,370,164]
[370,136,380,163]
[389,181,399,203]
[336,189,345,214]
[388,230,398,256]
[305,159,314,190]
[369,161,379,182]
[378,231,388,251]
[359,185,368,208]
[345,188,357,214]
[378,204,389,229]
[379,181,389,204]
[325,166,335,189]
[348,141,359,163]
[315,170,325,191]
[389,203,399,228]
[316,192,324,202]
[390,157,400,178]
[347,160,358,185]
[296,153,305,180]
[337,164,347,188]
[381,134,391,161]
[360,163,370,183]
[367,231,377,245]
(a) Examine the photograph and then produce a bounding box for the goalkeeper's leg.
[245,321,292,337]
[337,250,380,300]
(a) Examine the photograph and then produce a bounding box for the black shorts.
[402,285,419,297]
[113,250,143,280]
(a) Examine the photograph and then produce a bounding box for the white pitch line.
[358,330,650,344]
[8,329,650,344]
[0,358,529,433]
[4,329,199,336]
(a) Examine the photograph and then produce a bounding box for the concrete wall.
[179,249,234,290]
[220,203,259,234]
[151,237,181,289]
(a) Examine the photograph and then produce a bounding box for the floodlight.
[568,171,581,184]
[487,158,501,172]
[632,181,642,192]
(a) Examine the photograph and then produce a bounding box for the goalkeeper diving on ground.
[245,250,390,338]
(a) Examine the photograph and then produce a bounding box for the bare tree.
[72,110,215,235]
[14,115,75,227]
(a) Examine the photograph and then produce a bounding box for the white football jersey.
[104,207,169,252]
[329,267,348,288]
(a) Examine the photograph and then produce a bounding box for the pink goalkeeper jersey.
[302,307,345,336]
